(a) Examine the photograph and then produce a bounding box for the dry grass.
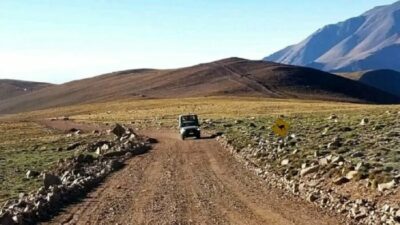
[4,96,394,126]
[0,121,102,203]
[0,96,399,204]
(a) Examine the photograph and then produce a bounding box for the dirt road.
[41,130,342,225]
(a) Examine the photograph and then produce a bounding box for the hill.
[339,69,400,97]
[0,79,53,101]
[0,58,399,114]
[265,1,400,72]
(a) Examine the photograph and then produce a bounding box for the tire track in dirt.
[41,129,343,225]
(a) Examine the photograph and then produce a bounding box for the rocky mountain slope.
[0,79,53,101]
[265,1,400,72]
[1,58,399,115]
[339,69,400,97]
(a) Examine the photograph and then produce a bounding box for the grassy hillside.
[339,70,400,97]
[0,79,53,101]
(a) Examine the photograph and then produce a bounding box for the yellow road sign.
[272,118,289,137]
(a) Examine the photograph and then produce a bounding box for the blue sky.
[0,0,397,83]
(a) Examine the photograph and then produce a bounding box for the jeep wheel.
[181,134,185,140]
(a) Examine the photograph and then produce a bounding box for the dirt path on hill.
[40,129,343,225]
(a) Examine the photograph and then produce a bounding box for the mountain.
[0,58,399,114]
[265,1,400,72]
[339,69,400,97]
[0,79,53,101]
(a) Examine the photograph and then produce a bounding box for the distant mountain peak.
[265,1,400,73]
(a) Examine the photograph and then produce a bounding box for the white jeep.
[178,114,201,140]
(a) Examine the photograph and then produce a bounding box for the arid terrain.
[38,129,341,225]
[0,97,399,224]
[0,80,53,101]
[2,1,400,224]
[1,58,399,115]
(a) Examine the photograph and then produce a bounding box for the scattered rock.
[26,170,40,179]
[0,212,14,225]
[108,160,124,171]
[234,120,243,124]
[76,154,94,164]
[307,193,319,202]
[373,124,385,130]
[340,127,352,132]
[350,151,364,158]
[378,180,396,192]
[12,214,23,224]
[395,209,400,222]
[328,114,338,120]
[355,162,367,171]
[382,204,391,212]
[69,128,79,133]
[360,118,369,125]
[327,137,342,149]
[95,148,102,155]
[0,133,148,225]
[111,124,126,138]
[300,165,319,177]
[331,156,344,164]
[43,173,61,189]
[346,171,359,180]
[333,177,350,185]
[354,212,367,221]
[128,133,137,140]
[281,159,290,166]
[66,142,81,151]
[318,158,329,166]
[101,144,110,151]
[145,138,158,144]
[216,129,400,225]
[321,127,329,135]
[387,131,400,137]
